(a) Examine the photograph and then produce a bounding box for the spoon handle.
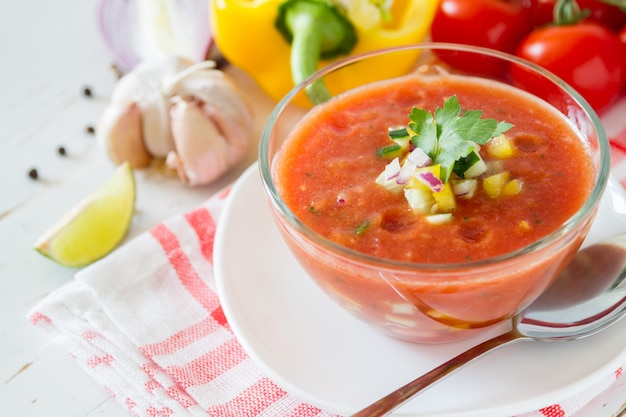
[350,330,523,417]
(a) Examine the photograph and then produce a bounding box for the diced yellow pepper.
[502,179,523,196]
[406,165,441,190]
[483,172,510,198]
[433,182,456,212]
[486,134,516,159]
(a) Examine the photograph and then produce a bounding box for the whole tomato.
[620,25,626,88]
[430,0,534,76]
[578,0,626,31]
[531,0,626,31]
[513,22,626,112]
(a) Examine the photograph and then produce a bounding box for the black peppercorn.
[28,168,39,180]
[57,146,66,156]
[82,87,93,97]
[86,125,95,135]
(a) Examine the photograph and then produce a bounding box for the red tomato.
[576,0,626,31]
[513,23,626,112]
[531,0,626,31]
[430,0,534,76]
[530,0,557,26]
[620,25,626,89]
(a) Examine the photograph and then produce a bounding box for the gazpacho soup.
[271,70,595,343]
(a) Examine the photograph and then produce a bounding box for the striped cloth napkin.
[28,97,626,417]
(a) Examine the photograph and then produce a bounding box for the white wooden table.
[1,1,624,416]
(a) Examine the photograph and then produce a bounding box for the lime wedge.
[34,161,136,267]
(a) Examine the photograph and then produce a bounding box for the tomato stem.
[553,0,589,26]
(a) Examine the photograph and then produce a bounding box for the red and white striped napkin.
[29,97,626,417]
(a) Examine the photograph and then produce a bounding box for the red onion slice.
[415,171,443,192]
[97,0,213,74]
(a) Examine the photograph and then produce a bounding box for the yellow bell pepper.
[210,0,439,104]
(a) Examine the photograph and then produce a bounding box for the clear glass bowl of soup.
[259,43,610,344]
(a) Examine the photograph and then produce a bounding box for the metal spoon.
[351,234,626,417]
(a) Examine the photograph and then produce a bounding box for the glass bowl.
[259,43,610,343]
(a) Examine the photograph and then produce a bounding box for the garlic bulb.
[96,56,254,185]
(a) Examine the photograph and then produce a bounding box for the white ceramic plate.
[214,163,626,417]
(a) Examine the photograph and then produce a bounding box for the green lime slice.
[34,161,136,267]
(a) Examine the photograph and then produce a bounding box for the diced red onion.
[397,159,416,185]
[97,0,214,74]
[416,171,443,192]
[384,158,402,181]
[406,147,431,168]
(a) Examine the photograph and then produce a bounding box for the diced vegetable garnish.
[388,126,410,141]
[432,182,456,212]
[486,160,505,176]
[424,213,453,225]
[451,178,477,199]
[375,157,404,193]
[387,302,416,315]
[453,149,487,178]
[404,187,435,214]
[375,96,518,221]
[518,220,531,231]
[356,220,371,234]
[406,165,440,190]
[502,178,524,196]
[377,143,403,158]
[415,170,444,192]
[486,134,516,159]
[483,172,510,198]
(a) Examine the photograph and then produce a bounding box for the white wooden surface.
[0,1,624,416]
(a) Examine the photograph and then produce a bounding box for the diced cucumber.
[451,178,477,199]
[404,187,434,214]
[377,144,403,159]
[453,149,487,178]
[393,137,411,153]
[388,127,410,141]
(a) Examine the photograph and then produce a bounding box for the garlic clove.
[166,65,253,165]
[97,102,153,168]
[136,88,174,157]
[199,78,253,165]
[109,56,193,158]
[167,98,230,185]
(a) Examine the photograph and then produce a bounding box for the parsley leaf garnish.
[408,95,513,182]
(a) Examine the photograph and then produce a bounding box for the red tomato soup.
[272,73,594,342]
